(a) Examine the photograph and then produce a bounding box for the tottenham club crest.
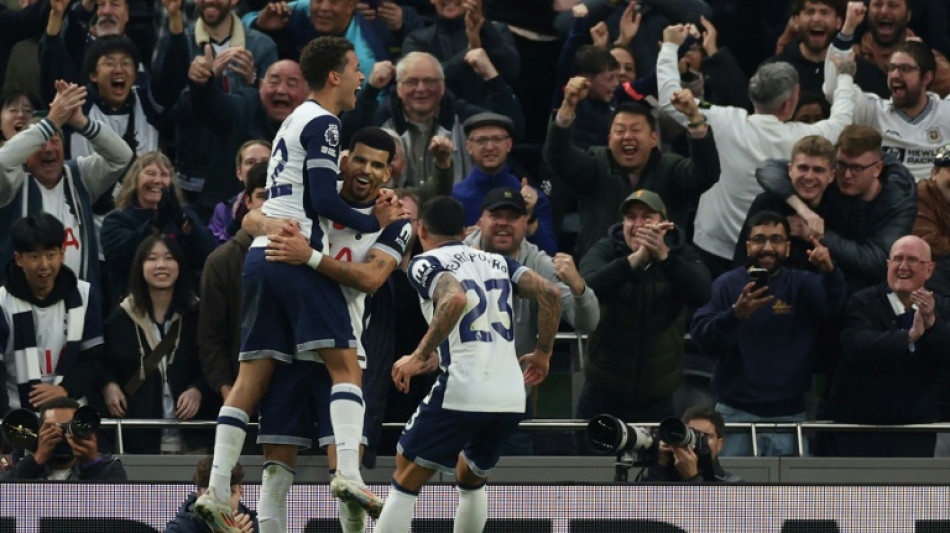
[325,123,340,147]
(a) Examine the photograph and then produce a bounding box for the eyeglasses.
[748,234,787,245]
[468,135,510,147]
[398,77,442,88]
[886,63,921,74]
[888,256,930,266]
[835,160,881,175]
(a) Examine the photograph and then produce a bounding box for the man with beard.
[463,187,600,454]
[452,113,557,256]
[821,235,950,457]
[158,0,277,220]
[690,210,846,456]
[824,4,950,181]
[771,0,888,97]
[842,0,950,97]
[577,191,710,442]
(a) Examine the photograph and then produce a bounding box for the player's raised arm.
[392,273,468,393]
[512,269,561,385]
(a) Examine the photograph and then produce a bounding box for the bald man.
[821,235,950,457]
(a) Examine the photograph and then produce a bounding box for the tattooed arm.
[392,273,468,392]
[513,269,562,385]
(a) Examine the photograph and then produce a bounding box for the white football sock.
[259,460,295,533]
[209,406,249,501]
[330,383,364,481]
[453,484,488,533]
[374,481,418,533]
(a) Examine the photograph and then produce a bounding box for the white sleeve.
[74,120,134,200]
[0,119,56,208]
[657,42,689,128]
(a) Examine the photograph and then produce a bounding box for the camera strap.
[123,319,181,398]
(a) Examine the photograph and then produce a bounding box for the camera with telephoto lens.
[1,406,101,456]
[586,414,709,455]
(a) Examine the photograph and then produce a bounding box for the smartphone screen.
[749,268,769,291]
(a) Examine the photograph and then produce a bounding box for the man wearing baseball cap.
[576,190,711,446]
[464,187,600,454]
[451,112,557,256]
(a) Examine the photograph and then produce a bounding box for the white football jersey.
[256,99,378,251]
[853,93,950,181]
[323,186,412,368]
[408,243,529,412]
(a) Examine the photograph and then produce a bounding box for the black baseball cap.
[481,187,526,214]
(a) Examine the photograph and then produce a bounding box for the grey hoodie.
[464,228,600,359]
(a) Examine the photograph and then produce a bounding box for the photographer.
[165,456,257,532]
[639,405,741,483]
[2,397,126,481]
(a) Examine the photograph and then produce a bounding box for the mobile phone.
[749,267,769,291]
[365,0,381,9]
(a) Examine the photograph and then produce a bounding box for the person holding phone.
[690,210,847,457]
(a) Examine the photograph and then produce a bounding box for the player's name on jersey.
[441,250,510,274]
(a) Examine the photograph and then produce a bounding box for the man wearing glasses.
[451,113,557,255]
[757,124,917,295]
[691,210,846,457]
[823,3,950,181]
[821,235,950,457]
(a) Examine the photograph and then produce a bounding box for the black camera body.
[586,414,714,481]
[1,406,100,457]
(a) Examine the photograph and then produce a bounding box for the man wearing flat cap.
[452,113,557,255]
[577,190,711,446]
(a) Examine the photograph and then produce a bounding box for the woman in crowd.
[101,151,216,312]
[100,235,217,454]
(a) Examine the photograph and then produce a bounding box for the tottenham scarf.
[5,286,85,410]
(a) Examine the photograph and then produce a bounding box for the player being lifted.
[246,126,413,532]
[196,38,404,532]
[374,196,561,533]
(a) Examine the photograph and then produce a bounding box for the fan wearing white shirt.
[823,2,950,182]
[657,23,856,277]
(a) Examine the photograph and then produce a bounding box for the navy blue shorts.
[240,247,355,363]
[397,378,523,476]
[258,361,371,449]
[257,361,330,449]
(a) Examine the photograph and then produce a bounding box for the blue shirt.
[451,165,558,256]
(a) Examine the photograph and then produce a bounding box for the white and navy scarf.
[5,284,85,410]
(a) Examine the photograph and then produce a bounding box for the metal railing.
[101,418,950,456]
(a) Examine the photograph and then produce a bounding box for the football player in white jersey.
[373,196,561,533]
[247,127,413,532]
[196,38,404,533]
[824,3,950,181]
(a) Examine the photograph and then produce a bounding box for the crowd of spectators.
[2,0,950,467]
